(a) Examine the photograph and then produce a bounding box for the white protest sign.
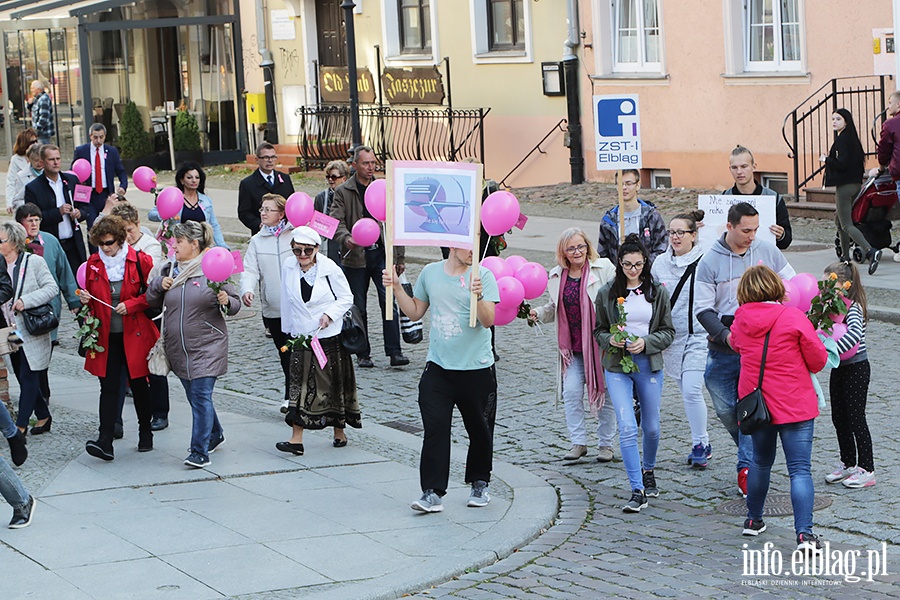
[593,94,642,170]
[697,195,776,253]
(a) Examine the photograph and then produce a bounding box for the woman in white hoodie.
[653,210,710,468]
[241,193,295,411]
[276,226,358,456]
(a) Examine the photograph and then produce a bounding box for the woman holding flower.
[594,234,674,513]
[276,226,359,456]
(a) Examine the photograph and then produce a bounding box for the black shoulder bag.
[736,330,772,435]
[668,257,701,335]
[324,275,367,355]
[13,254,59,336]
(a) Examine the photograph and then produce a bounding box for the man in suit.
[24,144,87,277]
[72,123,127,229]
[237,142,294,233]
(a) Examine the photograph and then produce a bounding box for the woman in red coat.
[80,215,158,460]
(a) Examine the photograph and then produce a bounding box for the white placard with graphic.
[593,94,642,170]
[697,195,776,252]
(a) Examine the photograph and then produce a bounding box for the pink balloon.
[156,187,184,221]
[515,262,549,300]
[72,158,92,183]
[791,273,819,312]
[133,166,157,193]
[494,305,518,326]
[497,276,525,309]
[285,192,315,227]
[782,279,801,309]
[364,179,387,221]
[351,218,381,247]
[201,247,235,283]
[839,342,860,361]
[481,191,520,236]
[76,262,87,289]
[506,255,528,273]
[481,256,512,281]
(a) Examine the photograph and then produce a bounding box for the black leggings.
[829,359,874,473]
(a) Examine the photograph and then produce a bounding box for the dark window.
[399,0,431,54]
[488,0,524,51]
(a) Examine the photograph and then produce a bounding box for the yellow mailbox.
[246,93,267,125]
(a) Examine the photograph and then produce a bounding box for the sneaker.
[8,495,36,529]
[738,467,749,498]
[824,463,854,484]
[642,470,659,498]
[563,444,587,461]
[868,249,883,275]
[842,468,876,488]
[687,444,708,468]
[596,446,614,463]
[797,532,824,554]
[411,489,443,513]
[208,433,226,454]
[622,489,648,513]
[894,251,900,263]
[705,444,712,459]
[280,399,289,414]
[467,481,491,507]
[742,518,767,536]
[184,452,211,468]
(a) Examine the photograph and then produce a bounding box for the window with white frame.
[382,0,438,62]
[613,0,660,72]
[470,0,532,63]
[488,0,525,51]
[399,0,431,54]
[745,0,801,70]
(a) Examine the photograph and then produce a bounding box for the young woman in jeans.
[594,234,674,513]
[731,265,828,553]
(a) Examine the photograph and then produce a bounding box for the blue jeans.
[747,419,815,536]
[179,377,223,459]
[0,398,17,439]
[0,455,29,509]
[704,349,753,471]
[605,354,662,492]
[11,348,50,429]
[562,353,616,447]
[343,247,401,358]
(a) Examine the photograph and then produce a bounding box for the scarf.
[557,262,605,412]
[263,218,287,238]
[98,243,129,282]
[170,254,204,289]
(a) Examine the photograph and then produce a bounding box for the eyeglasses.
[0,239,7,244]
[257,155,277,161]
[258,207,281,213]
[325,174,343,181]
[621,180,639,187]
[565,244,588,255]
[98,239,118,247]
[621,260,645,271]
[292,247,316,256]
[668,229,693,238]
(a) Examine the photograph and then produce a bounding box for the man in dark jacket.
[330,145,407,368]
[876,90,900,179]
[723,145,792,250]
[596,169,667,261]
[71,123,127,229]
[237,142,295,233]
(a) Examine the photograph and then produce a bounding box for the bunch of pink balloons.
[285,192,314,227]
[481,191,521,237]
[133,166,157,193]
[482,255,548,326]
[156,187,184,221]
[71,158,92,183]
[782,272,818,313]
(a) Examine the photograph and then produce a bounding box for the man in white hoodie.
[695,202,795,497]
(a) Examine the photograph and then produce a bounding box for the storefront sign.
[319,67,377,104]
[381,67,444,105]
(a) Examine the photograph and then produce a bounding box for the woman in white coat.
[276,226,358,456]
[530,227,617,462]
[653,210,711,468]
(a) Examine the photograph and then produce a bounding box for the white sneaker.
[280,399,289,414]
[824,463,854,484]
[893,251,900,263]
[842,468,876,488]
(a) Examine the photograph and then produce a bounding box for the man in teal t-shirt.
[384,247,499,514]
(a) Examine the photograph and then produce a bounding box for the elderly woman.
[79,216,158,460]
[0,221,59,434]
[148,161,229,250]
[314,159,349,263]
[276,226,358,456]
[241,193,294,412]
[146,221,240,468]
[529,228,617,462]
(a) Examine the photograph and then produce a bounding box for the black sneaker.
[208,433,226,454]
[868,249,883,275]
[642,470,659,498]
[742,518,767,536]
[8,495,36,529]
[622,489,648,513]
[85,439,115,461]
[7,430,27,467]
[797,532,824,554]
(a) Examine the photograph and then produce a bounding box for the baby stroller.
[834,172,900,263]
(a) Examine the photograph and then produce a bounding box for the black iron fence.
[294,105,489,169]
[782,75,888,201]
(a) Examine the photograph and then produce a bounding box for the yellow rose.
[829,273,838,281]
[616,297,625,305]
[280,345,289,353]
[842,281,852,290]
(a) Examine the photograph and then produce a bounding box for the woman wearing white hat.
[276,226,360,455]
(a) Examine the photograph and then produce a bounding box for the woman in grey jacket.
[0,221,59,434]
[147,221,240,468]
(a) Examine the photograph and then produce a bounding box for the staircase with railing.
[782,75,889,210]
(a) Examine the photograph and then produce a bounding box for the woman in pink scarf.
[530,228,616,461]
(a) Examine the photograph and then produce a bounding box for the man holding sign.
[723,145,793,250]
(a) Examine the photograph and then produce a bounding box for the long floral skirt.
[284,334,361,430]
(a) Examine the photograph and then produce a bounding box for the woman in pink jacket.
[731,265,828,554]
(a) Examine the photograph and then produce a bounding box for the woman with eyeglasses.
[594,234,674,513]
[148,161,229,251]
[529,228,617,462]
[241,193,295,413]
[653,211,711,469]
[315,159,349,263]
[79,216,158,460]
[276,226,359,456]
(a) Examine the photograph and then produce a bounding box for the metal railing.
[499,118,567,188]
[295,105,489,168]
[782,75,888,201]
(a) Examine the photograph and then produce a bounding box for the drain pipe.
[257,0,279,144]
[563,0,584,184]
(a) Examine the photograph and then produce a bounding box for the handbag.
[399,273,423,344]
[736,330,772,435]
[12,254,59,336]
[324,275,368,355]
[0,326,22,355]
[146,284,170,376]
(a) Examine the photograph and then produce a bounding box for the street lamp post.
[341,0,363,154]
